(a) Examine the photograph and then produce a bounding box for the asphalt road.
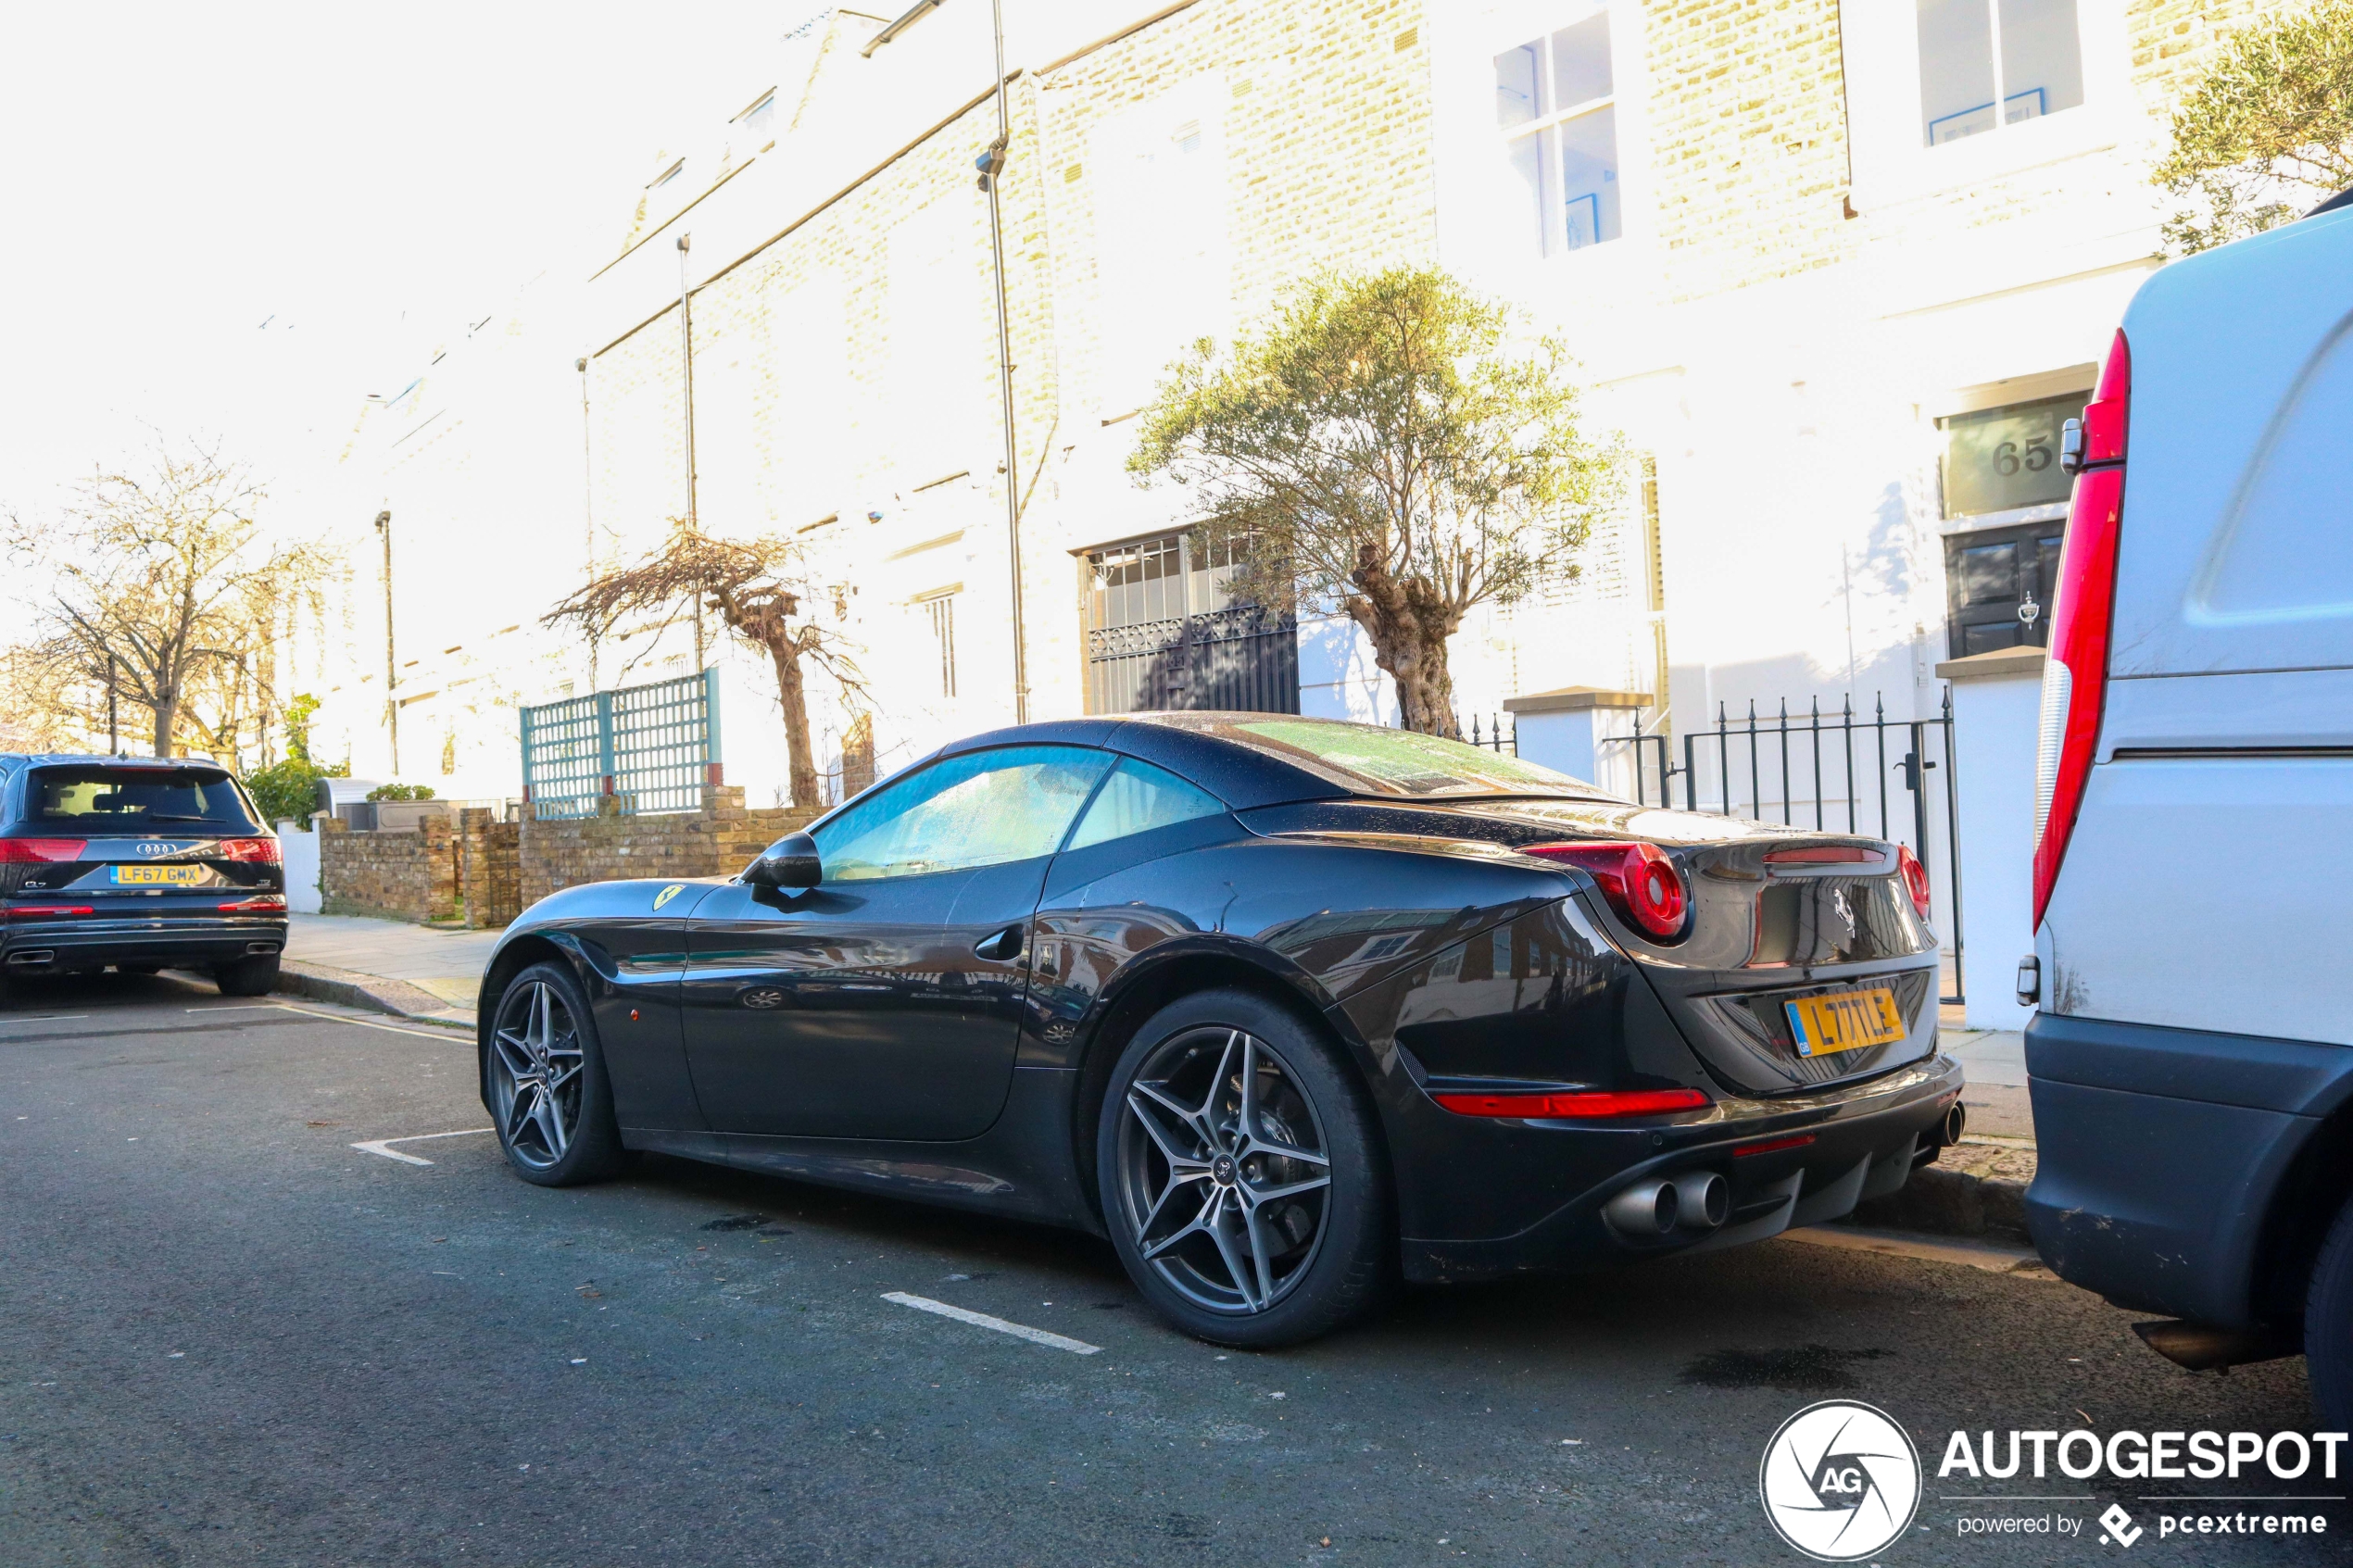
[2,974,2340,1567]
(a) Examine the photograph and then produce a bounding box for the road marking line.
[187,1005,283,1012]
[0,1015,88,1025]
[881,1291,1101,1355]
[267,1002,463,1041]
[351,1127,496,1166]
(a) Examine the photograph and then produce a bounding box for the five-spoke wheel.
[1100,988,1388,1347]
[487,961,623,1185]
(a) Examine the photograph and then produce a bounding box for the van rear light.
[1896,845,1932,919]
[0,838,88,863]
[1432,1086,1710,1119]
[1523,841,1688,939]
[2033,328,2131,931]
[211,837,283,865]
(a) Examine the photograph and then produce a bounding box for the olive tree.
[2155,0,2353,254]
[1127,266,1619,731]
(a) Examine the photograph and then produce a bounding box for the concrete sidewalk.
[279,913,502,1027]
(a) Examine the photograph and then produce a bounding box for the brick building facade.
[322,0,2312,825]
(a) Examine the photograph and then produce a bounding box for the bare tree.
[5,445,330,759]
[544,528,862,808]
[1128,267,1621,730]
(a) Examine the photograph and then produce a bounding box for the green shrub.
[244,757,348,829]
[365,782,436,802]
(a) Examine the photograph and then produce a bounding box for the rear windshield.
[1160,716,1607,800]
[23,766,261,832]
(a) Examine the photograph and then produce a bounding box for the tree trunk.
[151,695,177,758]
[1347,556,1461,734]
[764,635,821,809]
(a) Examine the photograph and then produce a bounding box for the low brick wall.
[516,787,815,909]
[319,816,459,922]
[323,787,815,926]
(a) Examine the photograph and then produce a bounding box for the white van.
[2021,185,2353,1419]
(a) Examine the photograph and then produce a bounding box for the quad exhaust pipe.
[1604,1171,1730,1237]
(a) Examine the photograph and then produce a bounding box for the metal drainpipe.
[983,0,1027,722]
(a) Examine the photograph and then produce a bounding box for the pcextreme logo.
[1759,1399,1923,1562]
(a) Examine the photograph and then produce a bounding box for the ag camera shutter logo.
[1759,1399,1922,1561]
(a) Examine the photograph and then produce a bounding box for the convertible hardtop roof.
[933,711,1606,810]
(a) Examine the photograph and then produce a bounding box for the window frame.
[1491,6,1622,257]
[1843,0,2129,210]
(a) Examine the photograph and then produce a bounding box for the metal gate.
[1086,606,1299,715]
[519,669,721,820]
[1602,690,1965,1006]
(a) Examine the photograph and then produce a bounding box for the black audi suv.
[0,754,288,996]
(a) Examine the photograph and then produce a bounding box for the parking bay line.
[352,1128,496,1166]
[266,1001,466,1041]
[881,1292,1101,1355]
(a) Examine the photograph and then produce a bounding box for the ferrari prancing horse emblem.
[653,884,685,910]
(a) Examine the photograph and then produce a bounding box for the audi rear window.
[25,767,261,832]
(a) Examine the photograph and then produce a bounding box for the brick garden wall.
[321,788,818,927]
[319,816,460,924]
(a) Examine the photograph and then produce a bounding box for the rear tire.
[1096,988,1390,1348]
[2307,1192,2353,1428]
[214,955,280,997]
[486,961,625,1187]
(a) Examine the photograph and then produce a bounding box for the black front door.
[677,743,1113,1142]
[1944,521,2065,659]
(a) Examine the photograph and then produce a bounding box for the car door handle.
[974,923,1026,962]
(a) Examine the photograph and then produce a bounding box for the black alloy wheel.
[488,961,623,1186]
[1100,988,1388,1348]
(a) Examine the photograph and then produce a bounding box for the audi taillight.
[4,904,94,919]
[211,836,283,865]
[0,838,88,863]
[1432,1086,1710,1119]
[219,894,288,913]
[1524,841,1689,940]
[2033,329,2130,931]
[1897,845,1932,920]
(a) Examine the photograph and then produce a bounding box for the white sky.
[0,0,793,529]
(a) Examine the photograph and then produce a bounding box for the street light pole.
[375,508,398,775]
[578,354,599,691]
[107,653,118,755]
[678,232,705,672]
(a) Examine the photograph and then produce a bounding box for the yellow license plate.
[110,864,205,885]
[1785,987,1906,1057]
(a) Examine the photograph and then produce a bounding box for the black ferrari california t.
[475,714,1964,1346]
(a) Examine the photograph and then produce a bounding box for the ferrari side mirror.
[745,832,822,889]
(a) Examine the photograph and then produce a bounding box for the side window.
[1065,758,1226,851]
[812,746,1111,882]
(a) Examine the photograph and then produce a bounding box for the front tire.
[214,955,280,997]
[487,961,625,1187]
[2307,1192,2353,1427]
[1097,988,1389,1348]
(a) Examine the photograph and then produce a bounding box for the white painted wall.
[1944,656,2044,1029]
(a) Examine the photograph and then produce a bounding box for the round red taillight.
[1522,840,1688,941]
[1897,844,1932,921]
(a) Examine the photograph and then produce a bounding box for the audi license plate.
[110,864,205,886]
[1785,987,1906,1057]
